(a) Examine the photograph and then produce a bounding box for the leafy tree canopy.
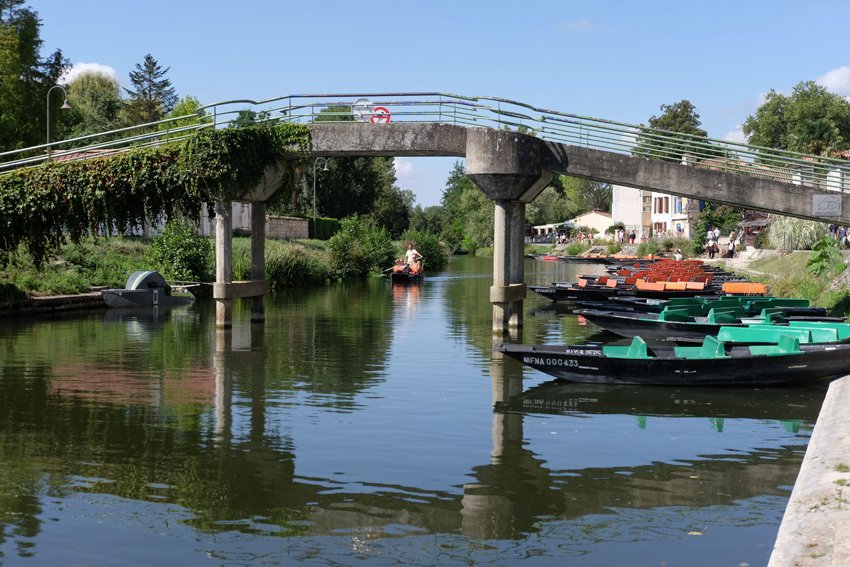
[526,185,577,225]
[743,81,850,156]
[0,0,68,150]
[562,176,612,214]
[632,100,710,163]
[65,70,123,138]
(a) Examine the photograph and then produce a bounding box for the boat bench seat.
[717,326,816,344]
[748,334,803,356]
[781,321,850,341]
[674,335,730,359]
[657,308,693,322]
[745,298,810,311]
[603,336,651,359]
[706,307,746,324]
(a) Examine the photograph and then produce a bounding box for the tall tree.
[562,176,612,213]
[0,1,68,150]
[743,81,850,156]
[315,156,395,219]
[409,204,444,235]
[121,53,178,125]
[65,70,123,138]
[295,105,396,219]
[370,185,413,238]
[439,161,494,252]
[632,100,709,163]
[526,185,577,225]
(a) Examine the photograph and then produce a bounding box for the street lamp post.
[312,157,329,228]
[46,85,71,160]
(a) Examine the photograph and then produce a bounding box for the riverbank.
[0,289,107,316]
[768,376,850,566]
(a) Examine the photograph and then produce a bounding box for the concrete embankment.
[0,290,106,317]
[769,376,850,566]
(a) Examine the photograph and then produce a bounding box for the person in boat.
[402,242,423,274]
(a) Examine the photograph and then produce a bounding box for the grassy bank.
[736,251,850,314]
[0,236,334,302]
[3,238,850,315]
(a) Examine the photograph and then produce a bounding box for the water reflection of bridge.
[211,321,819,540]
[0,311,823,562]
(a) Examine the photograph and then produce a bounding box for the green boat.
[495,321,850,386]
[578,297,844,342]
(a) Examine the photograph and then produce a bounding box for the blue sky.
[35,0,850,207]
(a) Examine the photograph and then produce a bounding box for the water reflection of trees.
[0,361,818,554]
[256,279,395,401]
[0,265,828,563]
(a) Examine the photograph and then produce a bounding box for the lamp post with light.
[312,157,329,228]
[46,85,71,160]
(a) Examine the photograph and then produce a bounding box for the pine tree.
[122,53,177,125]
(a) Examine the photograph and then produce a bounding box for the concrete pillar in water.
[466,128,552,334]
[250,201,266,323]
[215,201,233,328]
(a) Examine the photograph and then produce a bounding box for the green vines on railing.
[0,123,309,267]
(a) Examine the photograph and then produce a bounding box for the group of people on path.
[705,227,738,259]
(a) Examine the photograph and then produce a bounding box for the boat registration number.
[523,356,581,367]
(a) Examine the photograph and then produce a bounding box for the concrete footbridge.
[3,93,850,331]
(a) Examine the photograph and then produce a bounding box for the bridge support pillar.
[490,199,527,332]
[250,202,265,323]
[466,128,552,335]
[214,201,233,329]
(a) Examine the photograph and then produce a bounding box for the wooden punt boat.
[495,322,850,386]
[387,261,424,283]
[529,279,765,303]
[578,300,845,342]
[557,255,612,264]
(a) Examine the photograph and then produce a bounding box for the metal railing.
[2,92,848,192]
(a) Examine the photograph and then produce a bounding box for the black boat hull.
[496,342,850,386]
[578,309,737,341]
[530,285,721,302]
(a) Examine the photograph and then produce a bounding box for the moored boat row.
[508,258,850,386]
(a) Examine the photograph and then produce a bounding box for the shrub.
[566,242,590,256]
[637,239,663,257]
[327,215,395,279]
[146,217,213,282]
[398,229,448,271]
[232,239,331,289]
[808,236,843,276]
[767,217,828,250]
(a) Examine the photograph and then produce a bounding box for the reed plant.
[232,238,332,290]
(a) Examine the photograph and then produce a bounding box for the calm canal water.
[0,255,827,566]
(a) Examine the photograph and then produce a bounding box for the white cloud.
[394,157,415,181]
[817,66,850,97]
[557,18,591,31]
[60,62,120,85]
[723,128,747,144]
